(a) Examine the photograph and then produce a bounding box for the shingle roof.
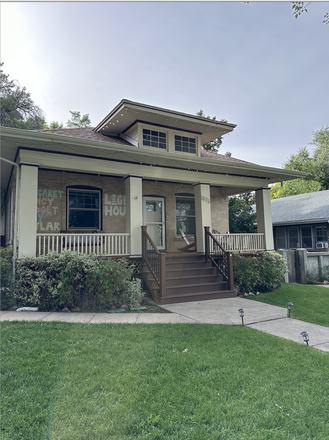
[200,150,253,164]
[36,127,132,146]
[271,190,329,224]
[35,128,253,165]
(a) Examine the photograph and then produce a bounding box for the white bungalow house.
[0,100,306,303]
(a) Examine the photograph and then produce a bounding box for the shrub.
[233,252,287,294]
[13,251,143,310]
[0,247,15,309]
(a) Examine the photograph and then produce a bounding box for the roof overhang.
[93,99,237,144]
[1,127,307,200]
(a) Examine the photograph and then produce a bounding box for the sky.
[1,1,329,168]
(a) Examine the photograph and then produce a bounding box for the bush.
[233,252,287,294]
[0,247,15,309]
[13,251,143,310]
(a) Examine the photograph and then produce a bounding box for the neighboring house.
[272,190,329,250]
[0,99,305,303]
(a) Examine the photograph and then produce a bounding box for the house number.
[201,196,210,203]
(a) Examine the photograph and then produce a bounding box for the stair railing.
[205,226,234,291]
[141,226,166,298]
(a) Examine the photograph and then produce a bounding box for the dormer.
[93,99,237,156]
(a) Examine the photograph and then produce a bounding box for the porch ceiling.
[1,127,307,199]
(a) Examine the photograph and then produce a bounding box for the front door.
[143,197,165,250]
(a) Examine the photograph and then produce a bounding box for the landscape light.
[300,331,309,346]
[287,302,294,318]
[238,308,244,326]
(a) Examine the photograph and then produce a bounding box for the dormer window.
[175,135,196,154]
[143,128,167,149]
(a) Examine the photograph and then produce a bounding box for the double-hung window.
[176,196,196,235]
[316,226,327,243]
[68,189,101,230]
[143,128,167,149]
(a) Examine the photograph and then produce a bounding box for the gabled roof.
[272,190,329,225]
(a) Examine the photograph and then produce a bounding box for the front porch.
[35,231,265,257]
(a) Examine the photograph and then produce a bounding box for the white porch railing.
[213,233,265,252]
[37,233,130,256]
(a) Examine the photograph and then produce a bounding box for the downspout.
[0,157,20,277]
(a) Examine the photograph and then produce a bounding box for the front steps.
[141,253,236,305]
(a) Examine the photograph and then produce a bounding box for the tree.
[292,2,329,25]
[0,63,45,129]
[66,111,91,128]
[271,126,329,199]
[196,109,229,153]
[311,126,329,190]
[229,192,257,233]
[43,121,64,130]
[270,179,321,199]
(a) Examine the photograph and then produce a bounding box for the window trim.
[67,187,102,231]
[141,125,168,151]
[174,134,197,155]
[175,195,196,237]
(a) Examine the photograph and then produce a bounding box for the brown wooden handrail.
[205,226,234,291]
[141,226,166,298]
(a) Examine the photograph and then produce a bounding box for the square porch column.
[255,188,274,251]
[125,176,143,256]
[194,183,211,253]
[18,164,38,258]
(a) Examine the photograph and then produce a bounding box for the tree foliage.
[271,126,329,199]
[229,192,256,233]
[292,2,328,25]
[43,121,64,130]
[196,109,229,153]
[66,110,91,128]
[0,63,45,129]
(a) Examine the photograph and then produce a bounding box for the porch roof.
[1,126,307,199]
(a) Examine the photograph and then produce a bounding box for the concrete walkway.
[1,297,329,352]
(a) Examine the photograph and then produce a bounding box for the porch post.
[125,176,143,256]
[255,188,274,251]
[194,184,211,253]
[18,164,38,258]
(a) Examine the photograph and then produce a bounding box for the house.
[272,190,329,251]
[0,99,306,303]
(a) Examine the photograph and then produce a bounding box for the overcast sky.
[1,1,329,168]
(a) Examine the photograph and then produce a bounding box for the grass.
[249,283,329,327]
[1,322,329,439]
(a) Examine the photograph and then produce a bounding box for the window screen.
[176,196,196,235]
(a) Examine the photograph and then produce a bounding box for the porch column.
[18,164,38,258]
[255,188,274,251]
[125,176,143,256]
[194,183,211,253]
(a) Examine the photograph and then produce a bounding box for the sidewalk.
[1,297,329,352]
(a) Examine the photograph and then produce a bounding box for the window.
[176,196,195,235]
[301,226,312,248]
[68,189,101,230]
[288,227,299,248]
[175,135,196,154]
[316,226,327,243]
[275,227,286,249]
[143,129,166,149]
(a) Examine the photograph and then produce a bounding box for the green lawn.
[249,283,329,327]
[1,322,329,440]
